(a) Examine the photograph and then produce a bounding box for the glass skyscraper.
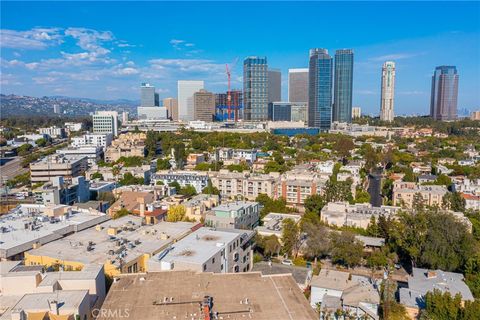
[243,56,268,121]
[141,83,156,107]
[333,49,354,123]
[308,49,333,130]
[430,66,459,121]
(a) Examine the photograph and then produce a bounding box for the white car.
[281,259,293,266]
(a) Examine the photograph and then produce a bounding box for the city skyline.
[1,1,479,116]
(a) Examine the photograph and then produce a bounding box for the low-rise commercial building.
[38,126,66,139]
[147,227,255,273]
[206,201,259,230]
[56,146,103,165]
[97,271,317,320]
[210,169,279,200]
[0,204,109,260]
[104,132,146,162]
[30,154,88,183]
[24,216,197,276]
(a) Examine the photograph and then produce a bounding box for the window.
[212,258,215,264]
[203,264,207,271]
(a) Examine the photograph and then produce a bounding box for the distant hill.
[1,94,138,117]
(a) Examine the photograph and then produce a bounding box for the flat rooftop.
[212,201,257,212]
[28,216,197,267]
[0,205,109,259]
[9,290,88,316]
[98,271,318,320]
[150,227,243,266]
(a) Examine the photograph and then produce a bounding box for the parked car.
[281,259,293,266]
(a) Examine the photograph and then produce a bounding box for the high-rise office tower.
[164,97,178,121]
[288,68,308,103]
[430,66,459,121]
[194,89,216,122]
[333,49,354,123]
[380,61,396,122]
[243,56,268,121]
[268,68,281,103]
[178,80,204,122]
[308,49,333,130]
[141,83,156,107]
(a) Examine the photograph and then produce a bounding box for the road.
[0,157,28,184]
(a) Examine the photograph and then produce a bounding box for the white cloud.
[0,28,62,49]
[0,73,22,86]
[114,67,139,76]
[369,53,421,62]
[65,27,113,55]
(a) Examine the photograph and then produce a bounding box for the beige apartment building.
[193,89,216,122]
[104,132,146,162]
[30,154,88,183]
[275,170,328,208]
[210,169,279,200]
[393,181,448,208]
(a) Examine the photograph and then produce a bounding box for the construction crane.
[225,64,232,122]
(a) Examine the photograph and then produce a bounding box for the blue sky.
[1,1,479,115]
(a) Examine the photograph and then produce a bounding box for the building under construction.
[215,90,243,122]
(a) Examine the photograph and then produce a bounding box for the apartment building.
[71,133,113,148]
[152,170,209,193]
[213,147,258,163]
[30,154,88,183]
[104,132,146,162]
[209,169,279,200]
[147,227,255,273]
[56,146,103,165]
[275,170,328,208]
[33,176,89,206]
[205,201,259,230]
[38,126,66,138]
[392,181,448,208]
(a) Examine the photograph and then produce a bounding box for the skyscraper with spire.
[380,61,396,122]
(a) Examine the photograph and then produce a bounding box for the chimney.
[137,197,145,217]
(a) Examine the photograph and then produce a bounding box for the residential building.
[210,170,279,200]
[193,89,216,122]
[182,193,219,221]
[147,227,255,273]
[333,49,354,123]
[268,68,281,103]
[213,147,258,163]
[86,164,153,184]
[178,80,204,122]
[152,170,209,193]
[320,202,401,229]
[30,154,88,183]
[0,262,105,320]
[430,66,459,121]
[186,153,205,166]
[288,68,309,103]
[454,178,480,196]
[310,269,380,320]
[392,182,448,208]
[352,106,361,119]
[268,102,292,121]
[462,193,480,211]
[141,82,156,107]
[0,204,109,260]
[137,106,168,120]
[308,48,333,130]
[400,268,474,318]
[34,176,89,205]
[275,169,328,208]
[163,97,178,121]
[104,132,146,162]
[38,126,66,139]
[206,201,260,230]
[97,271,318,320]
[291,102,308,122]
[71,133,113,148]
[25,216,197,276]
[256,212,302,240]
[243,56,268,121]
[380,61,396,122]
[92,111,118,136]
[56,146,103,165]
